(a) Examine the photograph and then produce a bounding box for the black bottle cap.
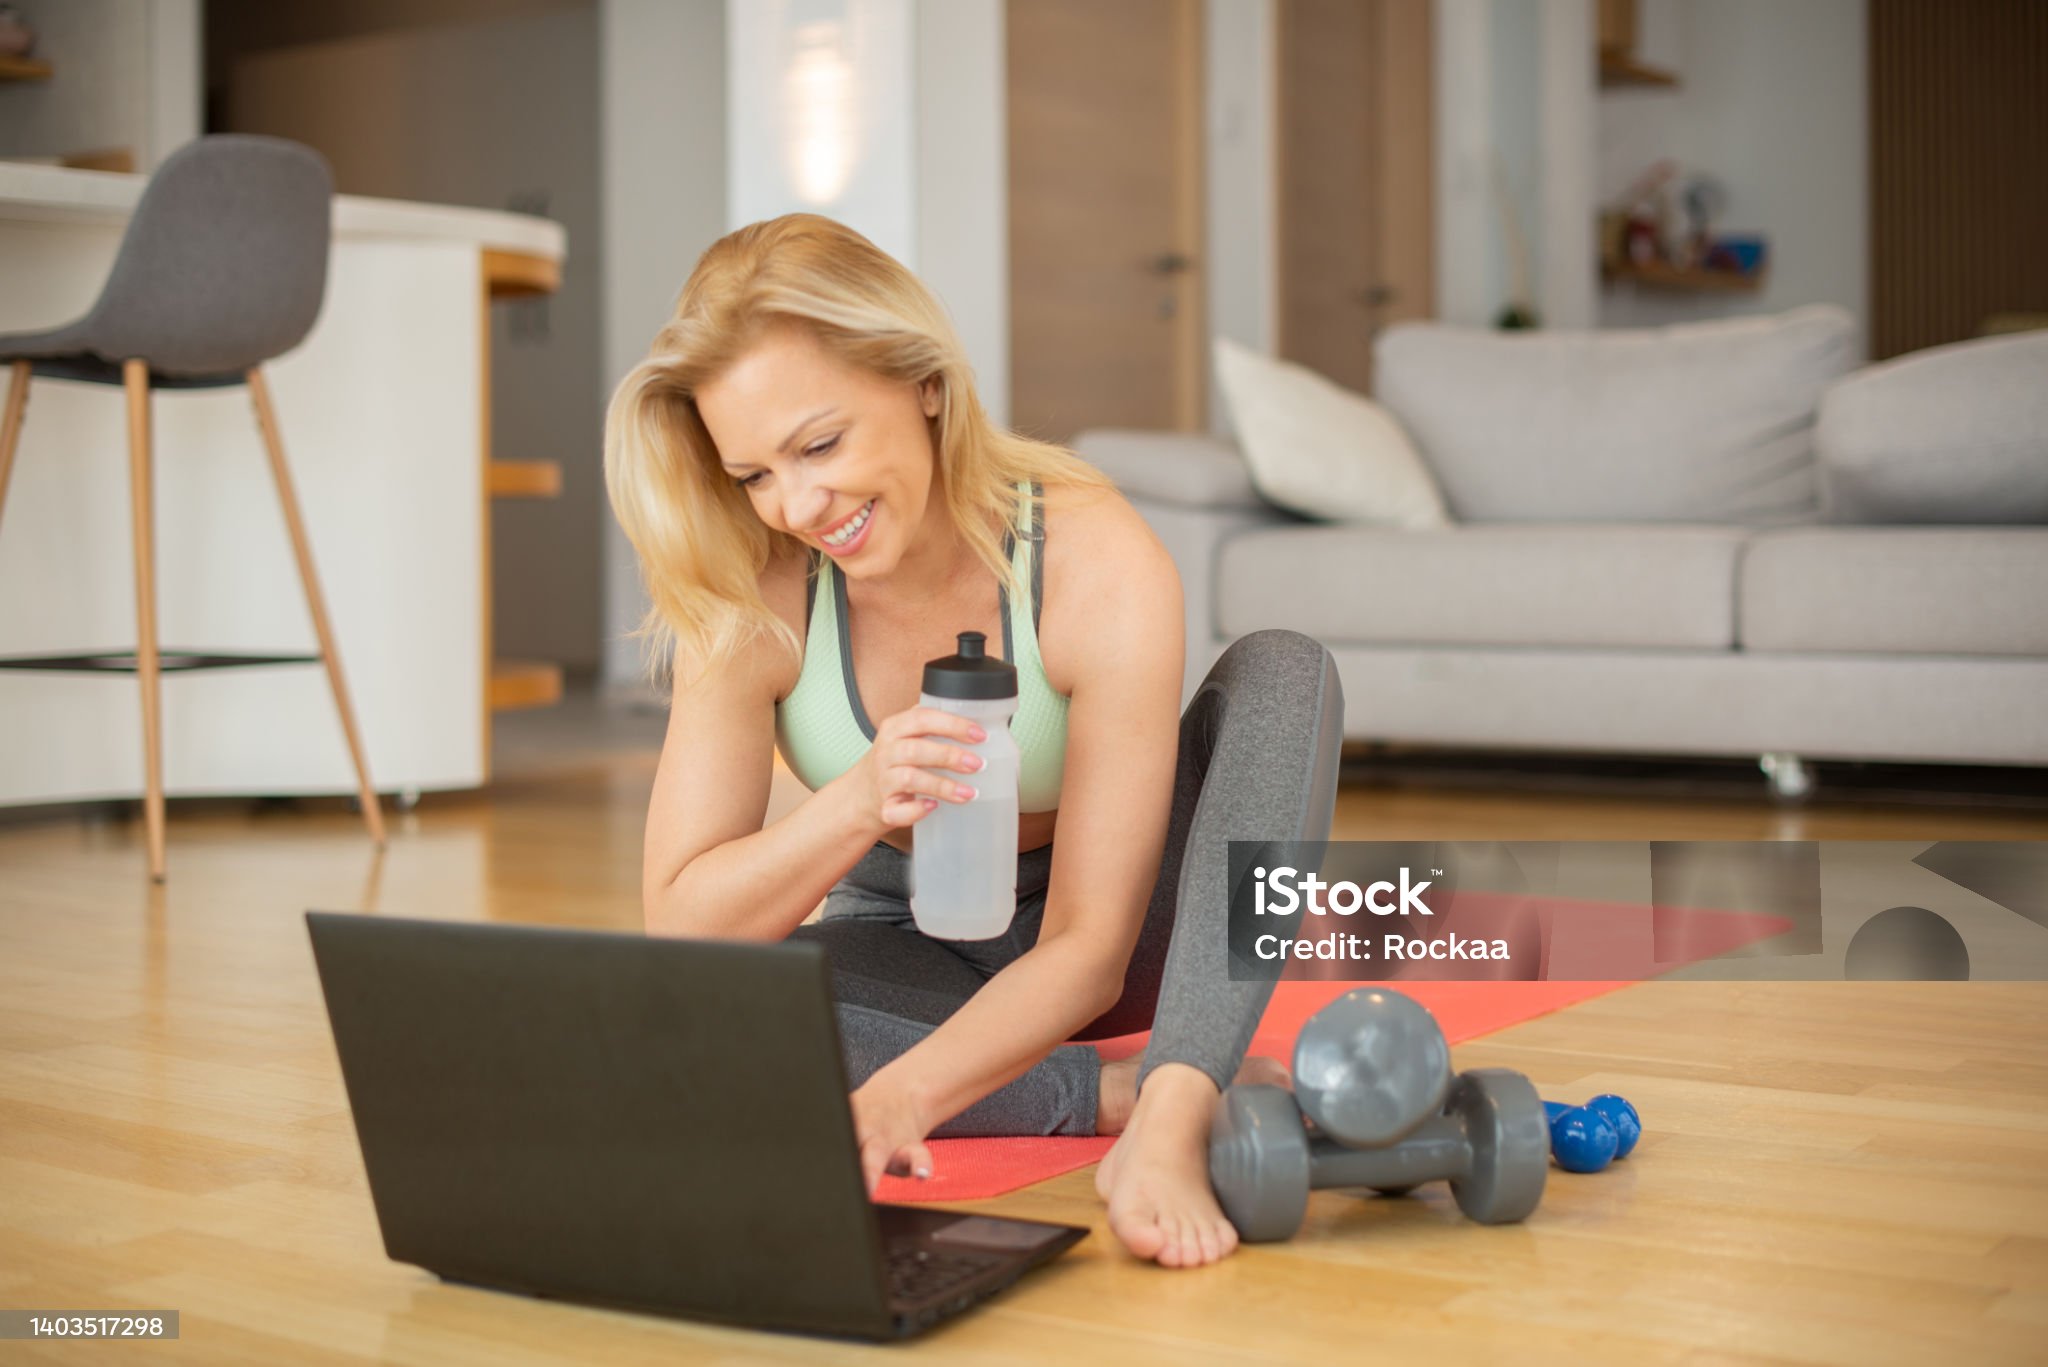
[922,631,1017,701]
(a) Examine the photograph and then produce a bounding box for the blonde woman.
[606,214,1341,1268]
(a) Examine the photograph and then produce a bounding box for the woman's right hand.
[843,706,988,835]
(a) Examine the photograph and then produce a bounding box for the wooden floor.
[3,697,2047,1364]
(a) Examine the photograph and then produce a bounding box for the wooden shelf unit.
[1604,259,1767,294]
[486,460,563,498]
[0,55,52,82]
[1597,0,1677,89]
[1599,53,1678,88]
[483,247,561,299]
[488,659,565,712]
[479,248,567,764]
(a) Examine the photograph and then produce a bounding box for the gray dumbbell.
[1292,988,1453,1146]
[1209,1071,1550,1242]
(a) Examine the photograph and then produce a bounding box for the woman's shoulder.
[1035,478,1181,688]
[1039,478,1173,587]
[753,546,814,699]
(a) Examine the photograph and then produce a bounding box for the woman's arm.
[641,627,877,940]
[852,491,1186,1179]
[643,603,989,941]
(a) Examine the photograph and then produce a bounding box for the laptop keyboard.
[885,1244,1006,1305]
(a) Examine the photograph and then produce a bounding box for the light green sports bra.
[775,481,1069,812]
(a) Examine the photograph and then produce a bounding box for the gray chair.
[0,134,385,881]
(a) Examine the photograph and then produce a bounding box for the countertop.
[0,160,565,260]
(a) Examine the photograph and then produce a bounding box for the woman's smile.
[817,498,876,556]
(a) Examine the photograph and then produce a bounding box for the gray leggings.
[787,630,1343,1138]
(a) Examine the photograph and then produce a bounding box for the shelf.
[1599,52,1677,88]
[476,248,567,762]
[487,460,563,498]
[1604,260,1765,294]
[0,55,52,82]
[482,248,561,299]
[61,147,134,173]
[489,660,563,712]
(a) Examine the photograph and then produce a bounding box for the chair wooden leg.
[0,360,29,533]
[123,360,168,882]
[246,367,387,847]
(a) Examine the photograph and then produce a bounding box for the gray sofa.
[1077,314,2048,785]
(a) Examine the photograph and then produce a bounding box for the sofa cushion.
[1374,305,1856,524]
[1072,429,1270,510]
[1816,329,2048,524]
[1739,528,2048,656]
[1215,525,1746,649]
[1212,337,1450,527]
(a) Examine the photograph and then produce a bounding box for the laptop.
[304,911,1087,1341]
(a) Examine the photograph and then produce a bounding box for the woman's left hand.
[850,1074,936,1194]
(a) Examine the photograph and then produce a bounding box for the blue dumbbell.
[1586,1094,1641,1158]
[1544,1102,1617,1172]
[1543,1094,1641,1173]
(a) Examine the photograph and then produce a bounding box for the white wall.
[1536,0,1595,329]
[0,0,198,168]
[1597,0,1869,358]
[914,0,1008,427]
[145,0,201,166]
[1204,0,1275,433]
[728,0,917,262]
[600,0,728,692]
[1436,0,1596,330]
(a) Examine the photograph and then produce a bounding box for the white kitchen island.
[0,162,566,807]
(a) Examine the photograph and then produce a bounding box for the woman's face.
[694,322,942,579]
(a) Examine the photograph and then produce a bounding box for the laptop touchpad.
[929,1216,1066,1251]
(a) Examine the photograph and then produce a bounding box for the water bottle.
[910,631,1019,940]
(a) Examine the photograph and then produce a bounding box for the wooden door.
[1007,0,1204,442]
[1276,0,1434,395]
[1870,0,2048,359]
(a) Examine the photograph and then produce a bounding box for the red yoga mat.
[872,979,1624,1203]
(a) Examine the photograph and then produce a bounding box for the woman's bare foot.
[1095,1054,1288,1136]
[1093,1058,1291,1267]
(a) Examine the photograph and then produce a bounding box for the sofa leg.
[1760,752,1814,802]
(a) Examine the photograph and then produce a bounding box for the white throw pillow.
[1213,337,1450,527]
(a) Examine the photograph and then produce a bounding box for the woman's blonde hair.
[605,213,1116,687]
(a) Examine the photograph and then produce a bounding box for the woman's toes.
[1191,1218,1215,1266]
[1111,1202,1168,1262]
[1156,1214,1185,1268]
[1111,1180,1244,1268]
[1197,1218,1223,1266]
[1163,1221,1196,1270]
